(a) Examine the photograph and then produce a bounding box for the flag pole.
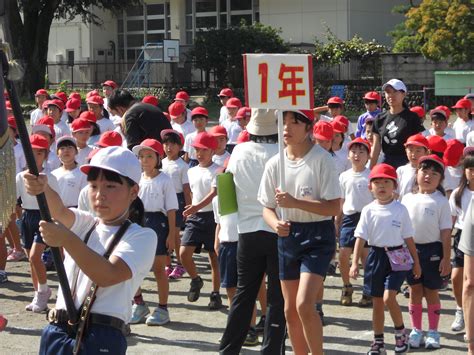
[277,109,287,221]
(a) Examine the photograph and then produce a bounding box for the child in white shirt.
[209,125,231,167]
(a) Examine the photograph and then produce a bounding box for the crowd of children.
[2,79,474,354]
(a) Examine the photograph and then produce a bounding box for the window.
[220,0,227,11]
[147,33,165,42]
[127,20,144,32]
[231,14,252,26]
[231,0,252,11]
[185,0,193,14]
[148,19,165,30]
[196,0,216,12]
[66,49,74,66]
[147,4,164,15]
[196,16,217,28]
[127,34,144,47]
[126,5,143,17]
[118,19,124,33]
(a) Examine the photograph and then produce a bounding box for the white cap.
[382,79,407,93]
[246,108,278,136]
[80,146,141,184]
[56,135,77,147]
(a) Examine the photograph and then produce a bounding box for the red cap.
[35,89,48,97]
[69,92,82,101]
[369,163,397,182]
[142,95,158,106]
[225,97,242,109]
[79,111,97,123]
[333,115,349,129]
[132,138,164,157]
[327,96,344,105]
[410,106,425,119]
[288,109,315,122]
[348,137,371,154]
[418,154,445,171]
[6,100,12,110]
[363,91,381,102]
[71,118,92,132]
[192,132,218,150]
[331,120,346,134]
[437,105,451,119]
[160,129,185,145]
[7,116,16,129]
[33,116,55,137]
[429,107,448,119]
[235,107,252,120]
[218,88,234,98]
[101,80,118,89]
[237,130,250,144]
[48,99,65,111]
[404,134,429,149]
[174,91,190,102]
[41,101,49,110]
[443,139,464,167]
[313,121,334,141]
[427,135,447,153]
[191,106,209,118]
[65,98,81,112]
[86,90,101,99]
[53,92,67,103]
[37,115,55,126]
[168,102,186,118]
[452,98,472,110]
[86,95,104,106]
[97,131,123,148]
[209,125,228,138]
[30,134,49,150]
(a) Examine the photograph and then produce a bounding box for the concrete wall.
[381,53,474,86]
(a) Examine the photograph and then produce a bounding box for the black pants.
[219,231,286,355]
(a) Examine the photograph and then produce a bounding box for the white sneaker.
[129,303,150,324]
[32,287,51,313]
[25,292,38,311]
[408,328,424,348]
[425,330,441,349]
[451,308,465,332]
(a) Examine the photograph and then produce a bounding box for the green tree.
[391,0,474,64]
[3,0,138,96]
[313,29,388,78]
[189,22,289,88]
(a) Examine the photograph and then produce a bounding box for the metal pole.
[0,50,78,324]
[277,110,286,221]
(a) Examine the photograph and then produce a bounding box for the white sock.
[38,283,48,293]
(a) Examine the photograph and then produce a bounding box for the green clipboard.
[217,172,238,216]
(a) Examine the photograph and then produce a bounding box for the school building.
[45,0,405,87]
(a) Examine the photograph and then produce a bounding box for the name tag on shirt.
[392,220,401,228]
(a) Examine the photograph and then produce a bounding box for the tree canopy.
[189,21,289,88]
[4,0,138,96]
[390,0,474,64]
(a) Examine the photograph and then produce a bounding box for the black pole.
[0,50,78,323]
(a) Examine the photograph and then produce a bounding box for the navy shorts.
[175,192,186,229]
[188,159,199,168]
[21,209,44,249]
[339,213,368,248]
[407,242,443,290]
[218,242,238,288]
[364,246,408,298]
[452,229,464,268]
[278,220,336,280]
[39,322,126,355]
[182,211,216,253]
[144,212,169,256]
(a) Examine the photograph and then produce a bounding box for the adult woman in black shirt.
[370,79,424,169]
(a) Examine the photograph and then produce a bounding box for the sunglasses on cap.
[328,103,342,109]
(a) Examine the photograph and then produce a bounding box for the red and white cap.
[160,129,185,145]
[333,115,349,129]
[284,109,315,122]
[79,111,97,123]
[81,146,142,184]
[174,91,190,102]
[363,91,381,102]
[369,163,397,182]
[86,95,104,106]
[347,137,371,154]
[225,97,242,109]
[71,118,92,132]
[218,88,233,98]
[404,134,429,149]
[430,106,448,119]
[56,135,77,147]
[418,154,445,171]
[97,131,123,148]
[235,107,251,120]
[65,98,81,112]
[452,98,472,110]
[86,89,101,99]
[313,121,334,141]
[48,99,65,111]
[209,125,228,138]
[327,96,344,105]
[192,132,218,150]
[168,102,186,118]
[191,106,209,118]
[132,138,164,157]
[142,95,158,106]
[101,80,118,89]
[33,116,55,137]
[331,120,346,134]
[69,92,82,101]
[410,106,425,119]
[52,92,67,103]
[30,134,49,150]
[35,89,48,97]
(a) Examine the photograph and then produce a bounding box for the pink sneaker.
[7,249,26,262]
[169,265,186,279]
[165,266,173,278]
[0,315,7,332]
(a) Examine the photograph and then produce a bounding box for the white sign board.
[243,54,314,109]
